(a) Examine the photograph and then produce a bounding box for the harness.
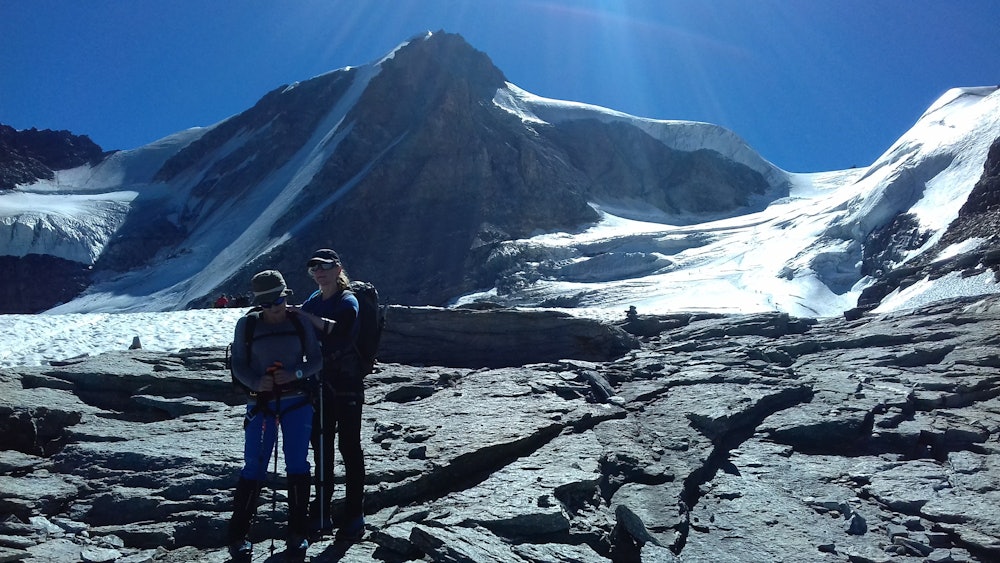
[244,394,312,427]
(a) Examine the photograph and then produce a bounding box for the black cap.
[307,248,341,266]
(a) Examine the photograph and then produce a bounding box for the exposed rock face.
[862,213,929,279]
[541,120,771,219]
[153,68,356,199]
[0,254,93,314]
[944,136,1000,242]
[850,136,1000,319]
[0,125,112,312]
[2,298,999,562]
[224,32,606,306]
[62,32,777,311]
[0,124,106,191]
[379,306,640,367]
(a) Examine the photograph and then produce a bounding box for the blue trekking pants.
[241,396,314,480]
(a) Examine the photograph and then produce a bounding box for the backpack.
[345,280,387,375]
[225,308,308,394]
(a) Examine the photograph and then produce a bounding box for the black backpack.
[345,280,387,375]
[225,308,308,394]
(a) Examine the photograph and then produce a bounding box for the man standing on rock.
[227,270,322,563]
[292,249,367,543]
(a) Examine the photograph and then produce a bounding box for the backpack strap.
[244,310,260,360]
[319,289,360,363]
[245,309,307,358]
[288,312,308,359]
[243,310,311,395]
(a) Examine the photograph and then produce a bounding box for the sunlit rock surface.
[1,299,999,562]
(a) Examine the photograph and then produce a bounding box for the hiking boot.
[226,478,262,563]
[228,539,253,562]
[286,473,311,561]
[284,535,308,562]
[334,516,365,543]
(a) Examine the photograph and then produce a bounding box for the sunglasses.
[259,296,286,309]
[308,262,338,274]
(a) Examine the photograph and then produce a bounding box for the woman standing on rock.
[226,270,322,563]
[292,249,367,542]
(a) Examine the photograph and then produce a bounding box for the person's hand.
[257,373,274,393]
[259,361,283,391]
[266,361,300,386]
[287,307,325,332]
[271,368,299,385]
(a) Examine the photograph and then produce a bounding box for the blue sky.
[2,1,998,173]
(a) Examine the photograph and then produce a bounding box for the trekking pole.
[317,380,325,533]
[269,394,282,557]
[254,406,267,554]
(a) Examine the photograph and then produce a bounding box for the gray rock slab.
[421,431,604,537]
[380,306,639,368]
[3,299,1000,561]
[363,366,623,512]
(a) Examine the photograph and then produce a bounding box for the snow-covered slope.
[1,30,997,319]
[460,86,1000,319]
[0,128,205,263]
[9,63,380,314]
[838,87,1000,256]
[495,83,784,187]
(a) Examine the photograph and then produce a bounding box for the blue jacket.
[301,288,361,391]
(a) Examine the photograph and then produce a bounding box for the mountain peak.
[2,35,998,317]
[375,30,507,100]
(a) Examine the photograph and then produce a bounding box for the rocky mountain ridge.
[852,136,1000,318]
[0,32,788,313]
[1,33,997,319]
[194,32,779,308]
[2,296,998,562]
[0,124,107,191]
[0,121,111,311]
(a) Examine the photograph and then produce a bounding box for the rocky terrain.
[2,297,999,562]
[0,124,107,191]
[853,137,1000,318]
